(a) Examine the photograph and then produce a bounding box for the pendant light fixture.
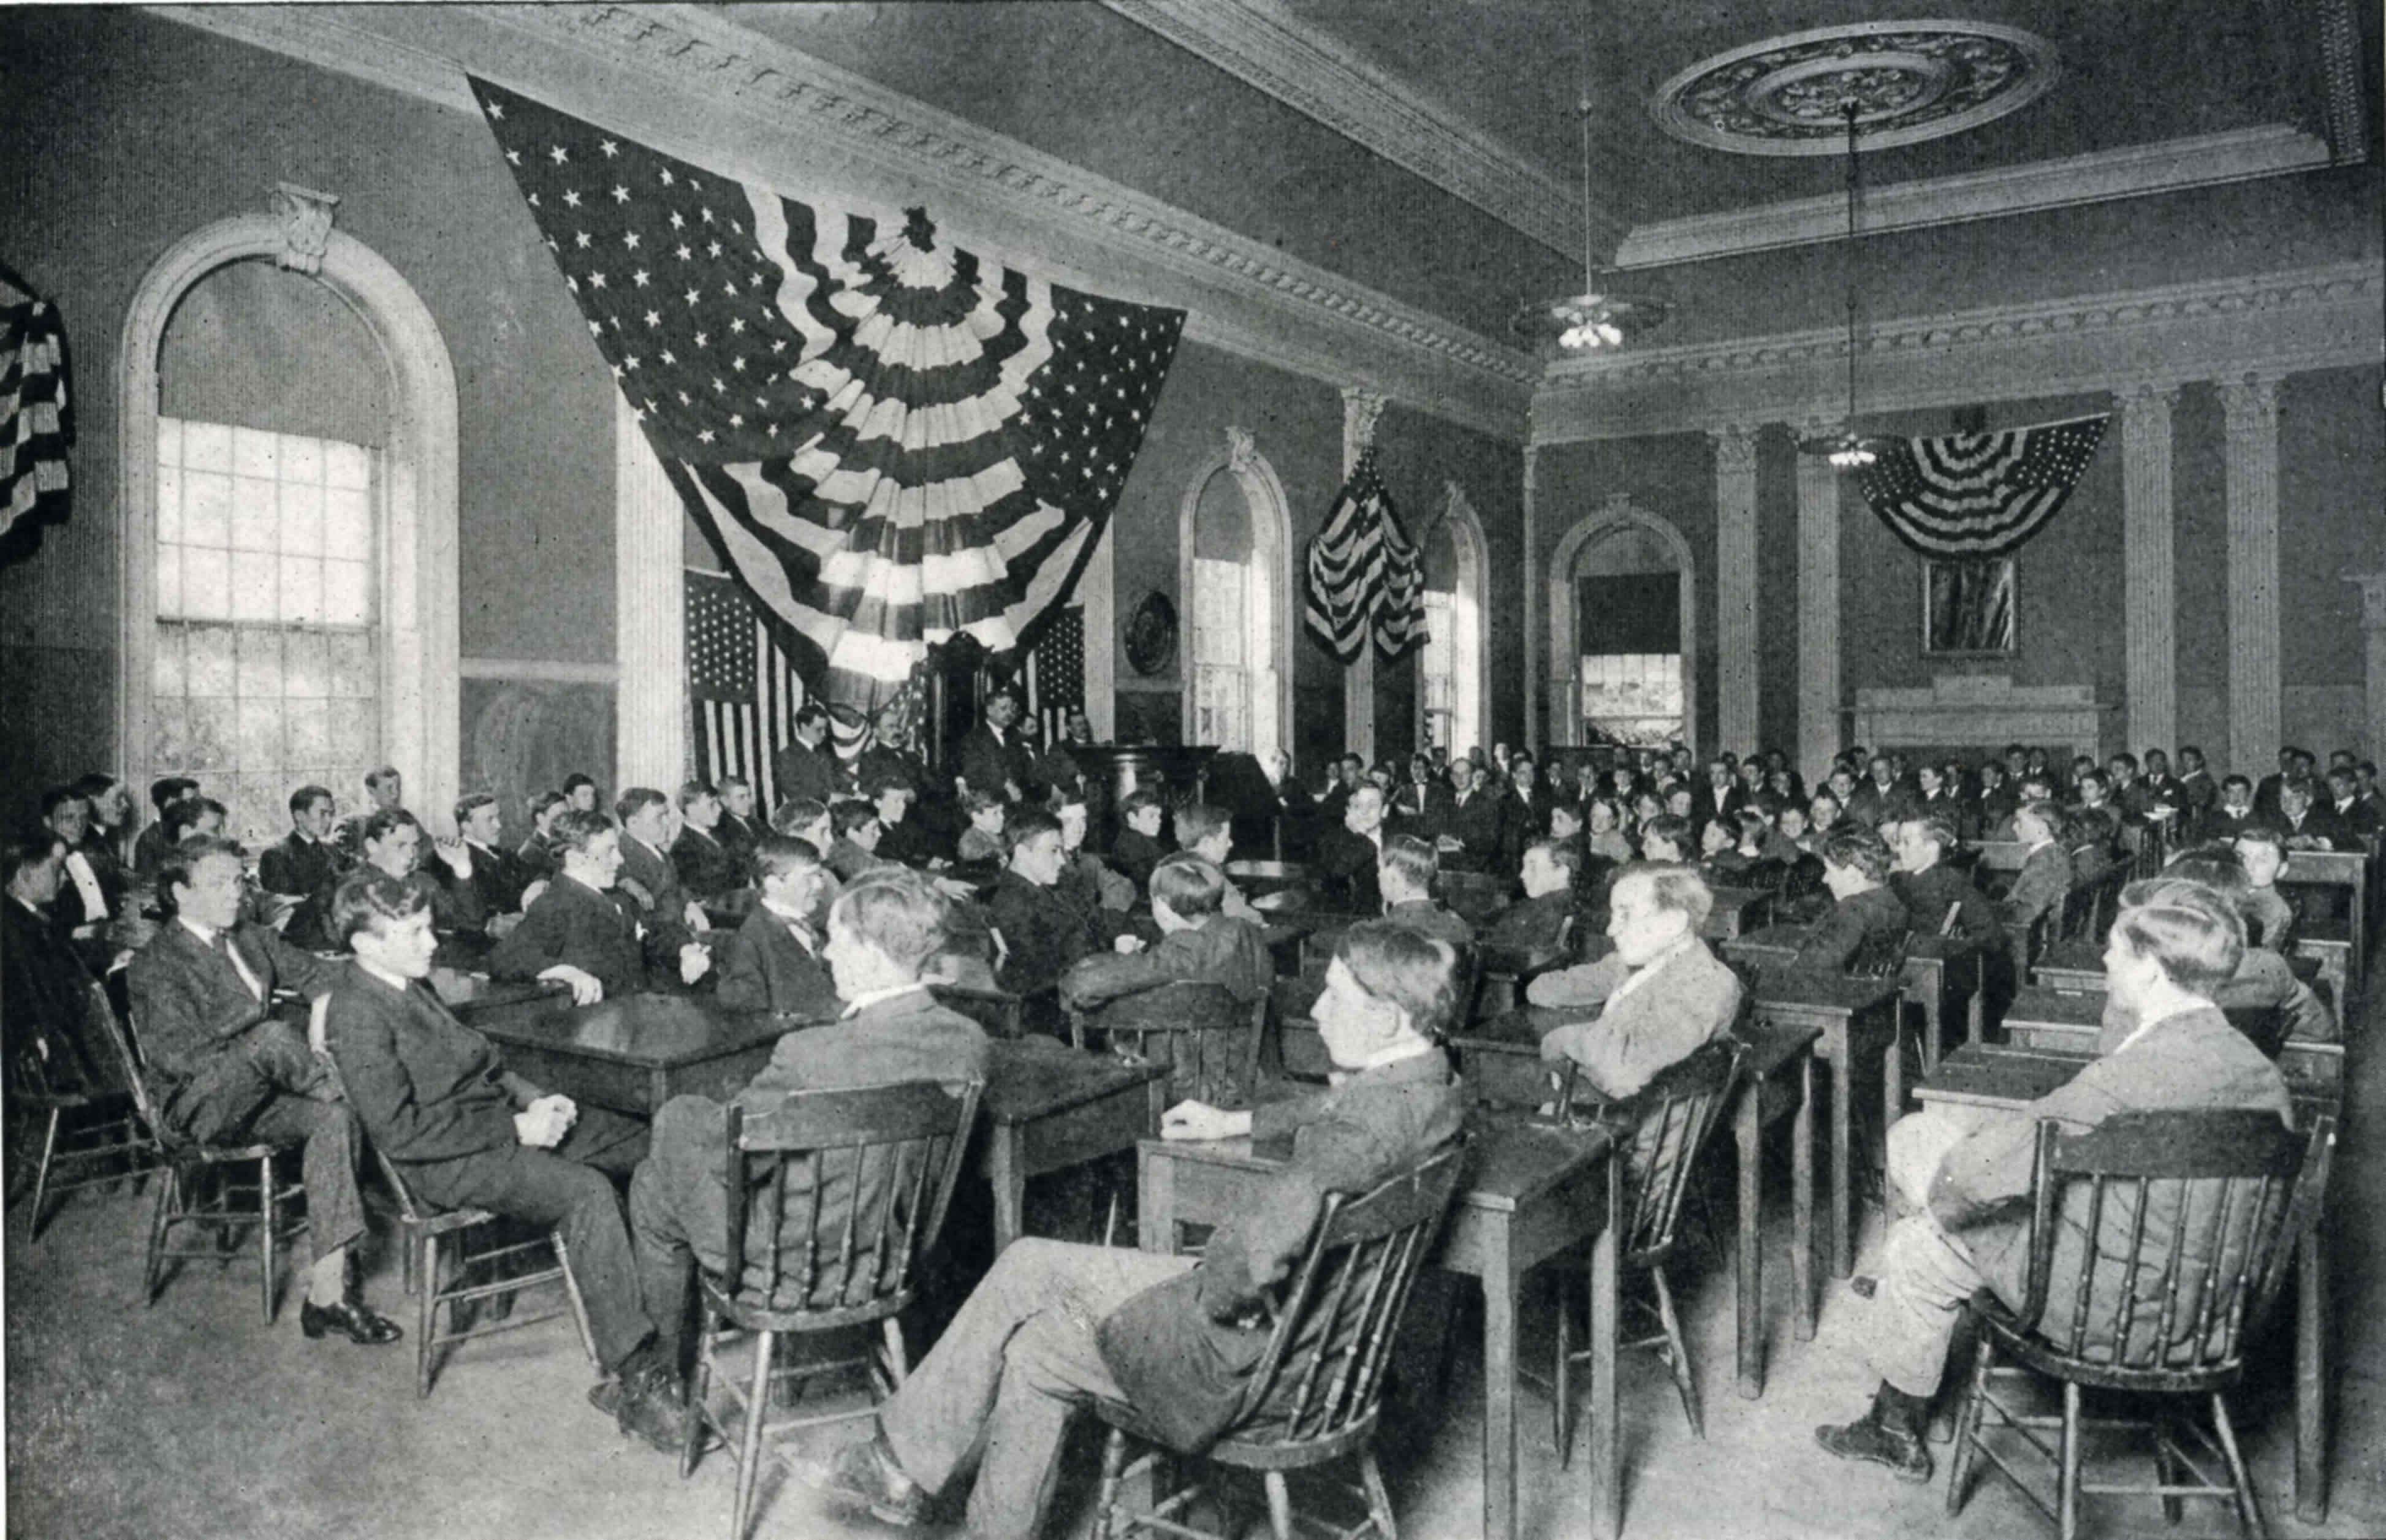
[1798,102,1879,467]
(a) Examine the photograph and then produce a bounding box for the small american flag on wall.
[686,567,804,809]
[1024,604,1086,744]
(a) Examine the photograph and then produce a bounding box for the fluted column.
[615,393,687,792]
[1522,444,1541,753]
[2119,382,2180,756]
[1795,422,1842,788]
[1340,387,1386,764]
[2346,571,2386,770]
[2221,373,2283,774]
[1712,424,1761,757]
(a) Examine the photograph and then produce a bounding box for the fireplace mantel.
[1850,677,2110,762]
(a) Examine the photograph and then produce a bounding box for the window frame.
[1415,481,1489,760]
[1177,430,1292,762]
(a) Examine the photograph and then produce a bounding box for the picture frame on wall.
[1921,556,2016,656]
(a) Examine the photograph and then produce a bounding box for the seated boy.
[668,781,747,903]
[1170,802,1259,921]
[259,784,348,949]
[2103,852,2332,1043]
[621,870,992,1441]
[614,787,708,944]
[986,806,1098,1001]
[333,808,488,939]
[1055,791,1136,915]
[1999,799,2072,936]
[825,798,894,884]
[1111,787,1171,892]
[1483,838,1579,955]
[1793,829,1911,972]
[954,791,1008,865]
[323,872,670,1435]
[2232,825,2298,951]
[710,835,842,1018]
[1890,816,2004,950]
[794,922,1465,1536]
[1531,863,1744,1097]
[1058,854,1273,1018]
[1377,833,1474,947]
[487,810,711,1003]
[515,791,569,881]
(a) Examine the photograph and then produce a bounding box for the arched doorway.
[1548,496,1697,751]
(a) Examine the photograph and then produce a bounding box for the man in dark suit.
[4,834,120,1096]
[953,691,1036,805]
[1844,756,1917,832]
[796,920,1463,1534]
[1890,817,2004,950]
[1109,789,1171,893]
[772,703,843,813]
[622,868,992,1441]
[1443,761,1506,874]
[1689,758,1744,835]
[2252,746,2311,817]
[40,785,125,968]
[1499,753,1552,873]
[126,838,398,1345]
[1391,754,1451,838]
[131,775,199,882]
[2318,767,2380,843]
[323,872,669,1435]
[614,788,705,949]
[2000,800,2073,938]
[986,807,1096,1002]
[1313,782,1389,916]
[259,784,348,950]
[1795,829,1913,973]
[335,765,408,862]
[710,836,842,1017]
[1482,838,1580,955]
[454,792,532,920]
[2175,746,2219,819]
[1060,854,1272,1016]
[330,809,488,941]
[667,781,746,902]
[515,792,569,882]
[712,775,764,867]
[488,811,712,1003]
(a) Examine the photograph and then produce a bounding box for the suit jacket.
[258,830,343,901]
[1844,780,1917,831]
[1689,781,1744,830]
[772,740,843,809]
[2176,768,2219,814]
[1097,1048,1465,1453]
[2002,843,2072,930]
[463,841,532,917]
[671,825,747,901]
[126,916,338,1085]
[986,870,1096,998]
[1383,899,1475,949]
[2193,805,2261,846]
[2099,946,2334,1045]
[2,897,118,1094]
[1443,789,1507,872]
[1312,827,1384,915]
[617,836,694,950]
[1793,884,1912,973]
[1531,938,1744,1098]
[325,963,544,1168]
[1913,788,1976,841]
[2325,797,2382,841]
[712,905,842,1018]
[1931,1005,2290,1356]
[1060,916,1274,1012]
[1389,781,1451,839]
[854,745,932,799]
[131,821,175,882]
[485,874,654,999]
[1498,790,1548,871]
[1109,829,1168,893]
[1891,863,2005,950]
[515,829,564,881]
[1482,890,1575,955]
[953,725,1035,801]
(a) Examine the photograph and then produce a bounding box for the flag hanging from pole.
[472,80,1184,721]
[1853,414,2110,558]
[1303,449,1421,662]
[2,260,73,545]
[1372,500,1426,659]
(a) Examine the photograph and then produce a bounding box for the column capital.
[1340,387,1388,465]
[2217,370,2285,417]
[2116,379,2182,409]
[1708,421,1760,472]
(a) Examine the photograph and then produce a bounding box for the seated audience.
[1058,853,1272,1015]
[792,920,1463,1535]
[986,806,1096,1000]
[454,792,531,924]
[515,791,569,881]
[322,873,668,1436]
[2000,799,2072,935]
[69,773,134,874]
[867,776,935,868]
[563,772,603,815]
[709,835,842,1018]
[614,787,707,944]
[259,784,347,949]
[1890,816,2004,950]
[2231,825,2297,950]
[2107,852,2331,1043]
[487,810,711,1003]
[4,833,119,1094]
[825,798,893,884]
[955,791,1008,865]
[336,765,408,858]
[1377,834,1473,947]
[1528,862,1742,1098]
[712,774,764,863]
[164,794,228,849]
[1584,798,1634,865]
[1169,802,1259,922]
[2317,767,2379,844]
[772,702,842,810]
[132,775,201,880]
[41,784,124,953]
[126,838,397,1345]
[1443,762,1508,873]
[1110,788,1171,892]
[668,781,745,902]
[954,691,1035,804]
[2192,773,2259,844]
[620,870,991,1444]
[1054,791,1135,915]
[1793,829,1910,972]
[1816,881,2289,1483]
[2275,781,2335,850]
[1635,813,1693,864]
[1315,783,1389,916]
[1482,838,1579,954]
[334,808,487,939]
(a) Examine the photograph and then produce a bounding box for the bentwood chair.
[1945,1107,2331,1539]
[104,996,308,1321]
[680,1078,984,1540]
[1091,1147,1465,1540]
[374,1150,598,1397]
[8,979,153,1240]
[1072,980,1265,1109]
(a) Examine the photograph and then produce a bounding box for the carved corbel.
[268,182,341,275]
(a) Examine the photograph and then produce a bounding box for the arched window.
[1548,496,1698,751]
[119,210,460,844]
[1417,482,1488,759]
[1179,428,1291,761]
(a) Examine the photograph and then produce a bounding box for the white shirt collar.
[1327,1035,1435,1085]
[356,957,415,992]
[840,981,924,1017]
[177,914,222,947]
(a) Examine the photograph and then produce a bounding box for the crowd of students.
[2,711,2376,1528]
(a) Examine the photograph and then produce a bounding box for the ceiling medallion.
[1653,20,2059,157]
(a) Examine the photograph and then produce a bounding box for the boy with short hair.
[2001,800,2072,934]
[1111,788,1170,892]
[487,810,712,1003]
[826,798,892,884]
[2232,825,2297,950]
[260,783,346,949]
[987,807,1096,1001]
[669,781,745,901]
[1793,829,1910,973]
[615,787,708,943]
[1058,853,1272,1014]
[1484,838,1579,954]
[956,791,1008,864]
[1169,803,1258,921]
[1377,833,1473,947]
[517,791,570,881]
[711,835,841,1018]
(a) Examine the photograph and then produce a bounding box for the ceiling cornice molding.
[1613,124,2336,270]
[1102,0,1614,260]
[1532,262,2384,443]
[149,2,1535,440]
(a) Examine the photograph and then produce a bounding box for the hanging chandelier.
[1798,102,1880,468]
[1513,40,1670,354]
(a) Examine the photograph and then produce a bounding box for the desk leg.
[1138,1147,1174,1255]
[1589,1169,1621,1540]
[1826,1022,1853,1279]
[1966,983,1985,1047]
[2296,1219,2329,1523]
[989,1130,1024,1254]
[1883,1010,1906,1156]
[1480,1233,1518,1540]
[1793,1054,1815,1341]
[1734,1086,1763,1400]
[1918,988,1942,1075]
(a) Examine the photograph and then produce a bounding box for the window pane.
[280,556,324,624]
[158,416,184,467]
[324,487,370,558]
[230,476,279,552]
[184,623,237,697]
[279,480,324,555]
[286,698,332,764]
[150,701,189,768]
[284,632,329,697]
[158,464,184,544]
[327,696,376,764]
[281,434,324,486]
[324,559,370,628]
[183,470,232,547]
[327,632,374,697]
[326,441,370,490]
[183,420,232,474]
[186,697,236,773]
[232,426,278,480]
[231,550,278,621]
[152,626,185,700]
[237,627,283,697]
[183,547,232,620]
[156,543,184,618]
[236,697,283,772]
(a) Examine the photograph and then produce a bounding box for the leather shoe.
[1814,1415,1934,1484]
[616,1376,687,1455]
[301,1297,405,1346]
[791,1433,926,1527]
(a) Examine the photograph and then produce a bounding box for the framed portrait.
[1921,556,2015,656]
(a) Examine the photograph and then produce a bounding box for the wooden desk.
[1225,860,1310,898]
[1747,973,1902,1280]
[1730,1018,1821,1400]
[979,1039,1168,1253]
[2027,939,2108,994]
[2280,847,2368,999]
[1725,925,1983,1068]
[1701,886,1774,941]
[1997,987,2345,1094]
[452,992,807,1115]
[1139,1113,1624,1540]
[1915,1042,2339,1522]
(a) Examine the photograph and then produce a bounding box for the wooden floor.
[8,984,2383,1540]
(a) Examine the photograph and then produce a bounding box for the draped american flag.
[1303,449,1424,662]
[1854,414,2110,558]
[685,568,804,809]
[2,260,72,544]
[471,81,1183,721]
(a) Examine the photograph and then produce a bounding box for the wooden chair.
[1473,914,1576,1021]
[1945,1107,2331,1540]
[9,979,153,1241]
[679,1077,984,1540]
[1272,972,1332,1082]
[1091,1146,1467,1540]
[927,981,1025,1040]
[1072,980,1265,1110]
[373,1150,599,1397]
[102,995,308,1321]
[1845,924,1915,982]
[1546,1036,1746,1454]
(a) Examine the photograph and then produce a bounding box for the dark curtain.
[1578,574,1679,655]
